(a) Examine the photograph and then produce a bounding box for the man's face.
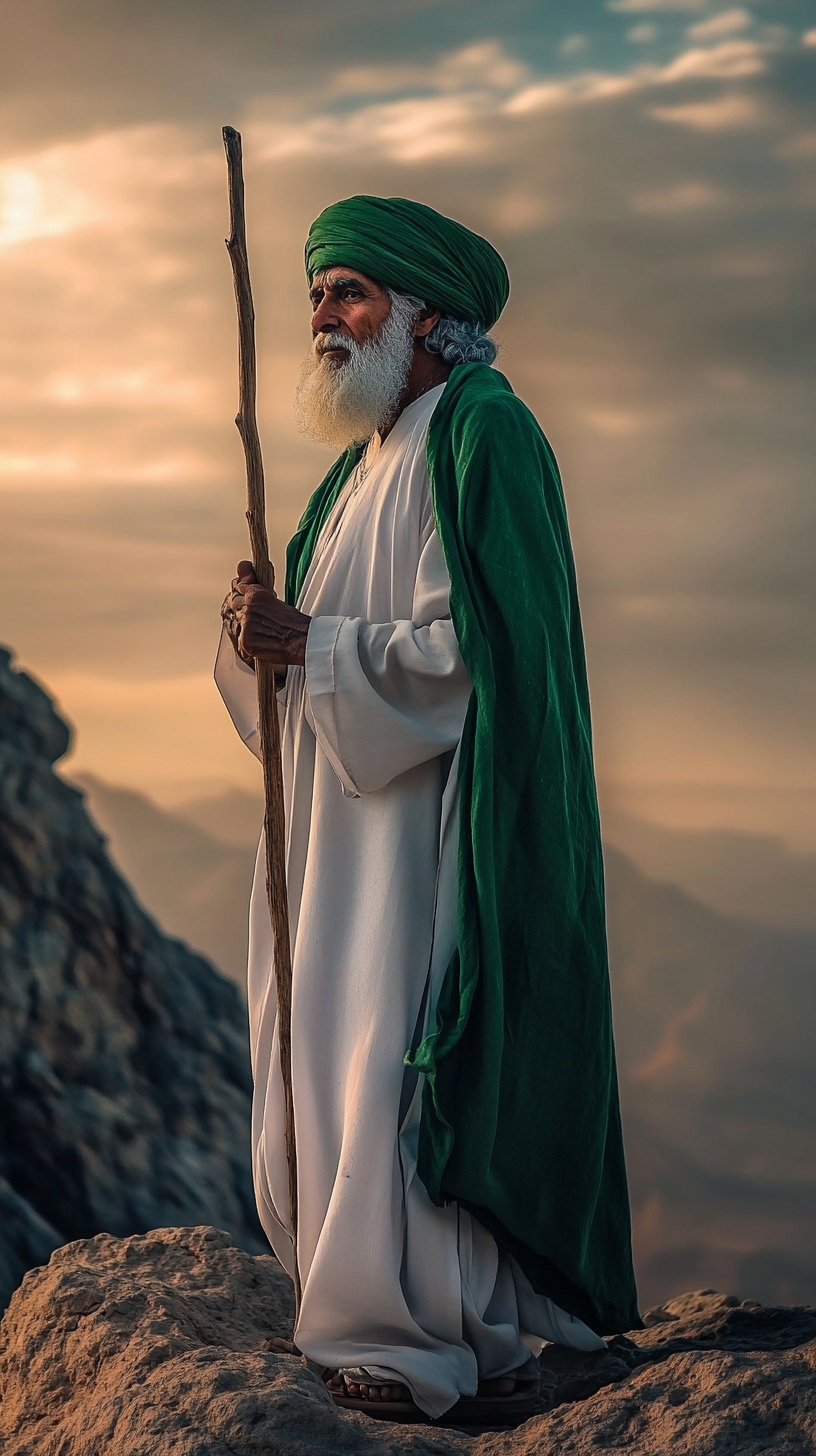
[295,271,422,450]
[308,268,392,361]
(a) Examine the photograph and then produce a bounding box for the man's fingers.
[236,558,276,590]
[232,560,254,595]
[232,560,278,600]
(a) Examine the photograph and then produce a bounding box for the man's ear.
[413,306,441,339]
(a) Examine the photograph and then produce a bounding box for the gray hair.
[388,289,498,366]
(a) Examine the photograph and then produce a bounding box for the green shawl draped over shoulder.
[286,363,640,1335]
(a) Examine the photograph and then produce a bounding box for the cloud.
[651,93,767,128]
[777,131,816,159]
[608,0,708,11]
[1,23,814,839]
[504,40,767,118]
[42,366,205,410]
[0,451,78,481]
[0,164,96,249]
[331,64,431,97]
[584,409,653,436]
[331,41,528,100]
[491,188,556,234]
[559,34,589,58]
[632,181,726,213]
[0,124,236,498]
[505,72,638,116]
[433,39,528,92]
[687,9,753,42]
[656,39,766,80]
[0,126,219,250]
[804,30,816,48]
[250,37,772,162]
[0,450,218,490]
[54,670,261,798]
[628,24,659,43]
[251,94,492,164]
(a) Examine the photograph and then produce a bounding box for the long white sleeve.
[304,530,471,797]
[214,625,262,760]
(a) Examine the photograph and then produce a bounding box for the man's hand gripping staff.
[221,560,310,675]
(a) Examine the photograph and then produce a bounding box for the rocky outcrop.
[0,1228,300,1456]
[1,1226,815,1455]
[0,648,263,1308]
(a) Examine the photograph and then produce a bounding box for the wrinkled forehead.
[311,266,386,293]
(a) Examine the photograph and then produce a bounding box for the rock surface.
[0,647,263,1308]
[2,1226,815,1455]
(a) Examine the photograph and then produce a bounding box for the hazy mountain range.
[603,811,816,934]
[73,772,816,1311]
[603,847,816,1310]
[73,776,261,987]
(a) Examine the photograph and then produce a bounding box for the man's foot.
[476,1374,518,1396]
[325,1370,411,1403]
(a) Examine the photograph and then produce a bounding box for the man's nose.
[311,297,341,333]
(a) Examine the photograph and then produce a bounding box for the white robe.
[215,383,603,1418]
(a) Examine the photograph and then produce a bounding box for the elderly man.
[216,196,640,1424]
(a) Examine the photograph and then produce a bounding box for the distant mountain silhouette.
[603,811,816,932]
[73,775,257,987]
[174,787,263,850]
[605,847,816,1308]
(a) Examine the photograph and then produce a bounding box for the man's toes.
[489,1376,515,1395]
[330,1375,410,1403]
[478,1375,517,1396]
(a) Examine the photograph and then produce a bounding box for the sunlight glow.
[0,166,93,248]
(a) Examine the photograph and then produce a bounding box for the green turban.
[305,196,509,331]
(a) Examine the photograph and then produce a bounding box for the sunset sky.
[2,0,814,847]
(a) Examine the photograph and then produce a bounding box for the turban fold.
[305,196,509,330]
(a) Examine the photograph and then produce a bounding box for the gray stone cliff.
[0,647,264,1308]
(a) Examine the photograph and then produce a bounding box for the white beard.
[294,294,417,450]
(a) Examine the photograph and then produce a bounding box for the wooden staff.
[222,125,301,1315]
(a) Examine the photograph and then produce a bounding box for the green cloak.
[286,363,641,1335]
